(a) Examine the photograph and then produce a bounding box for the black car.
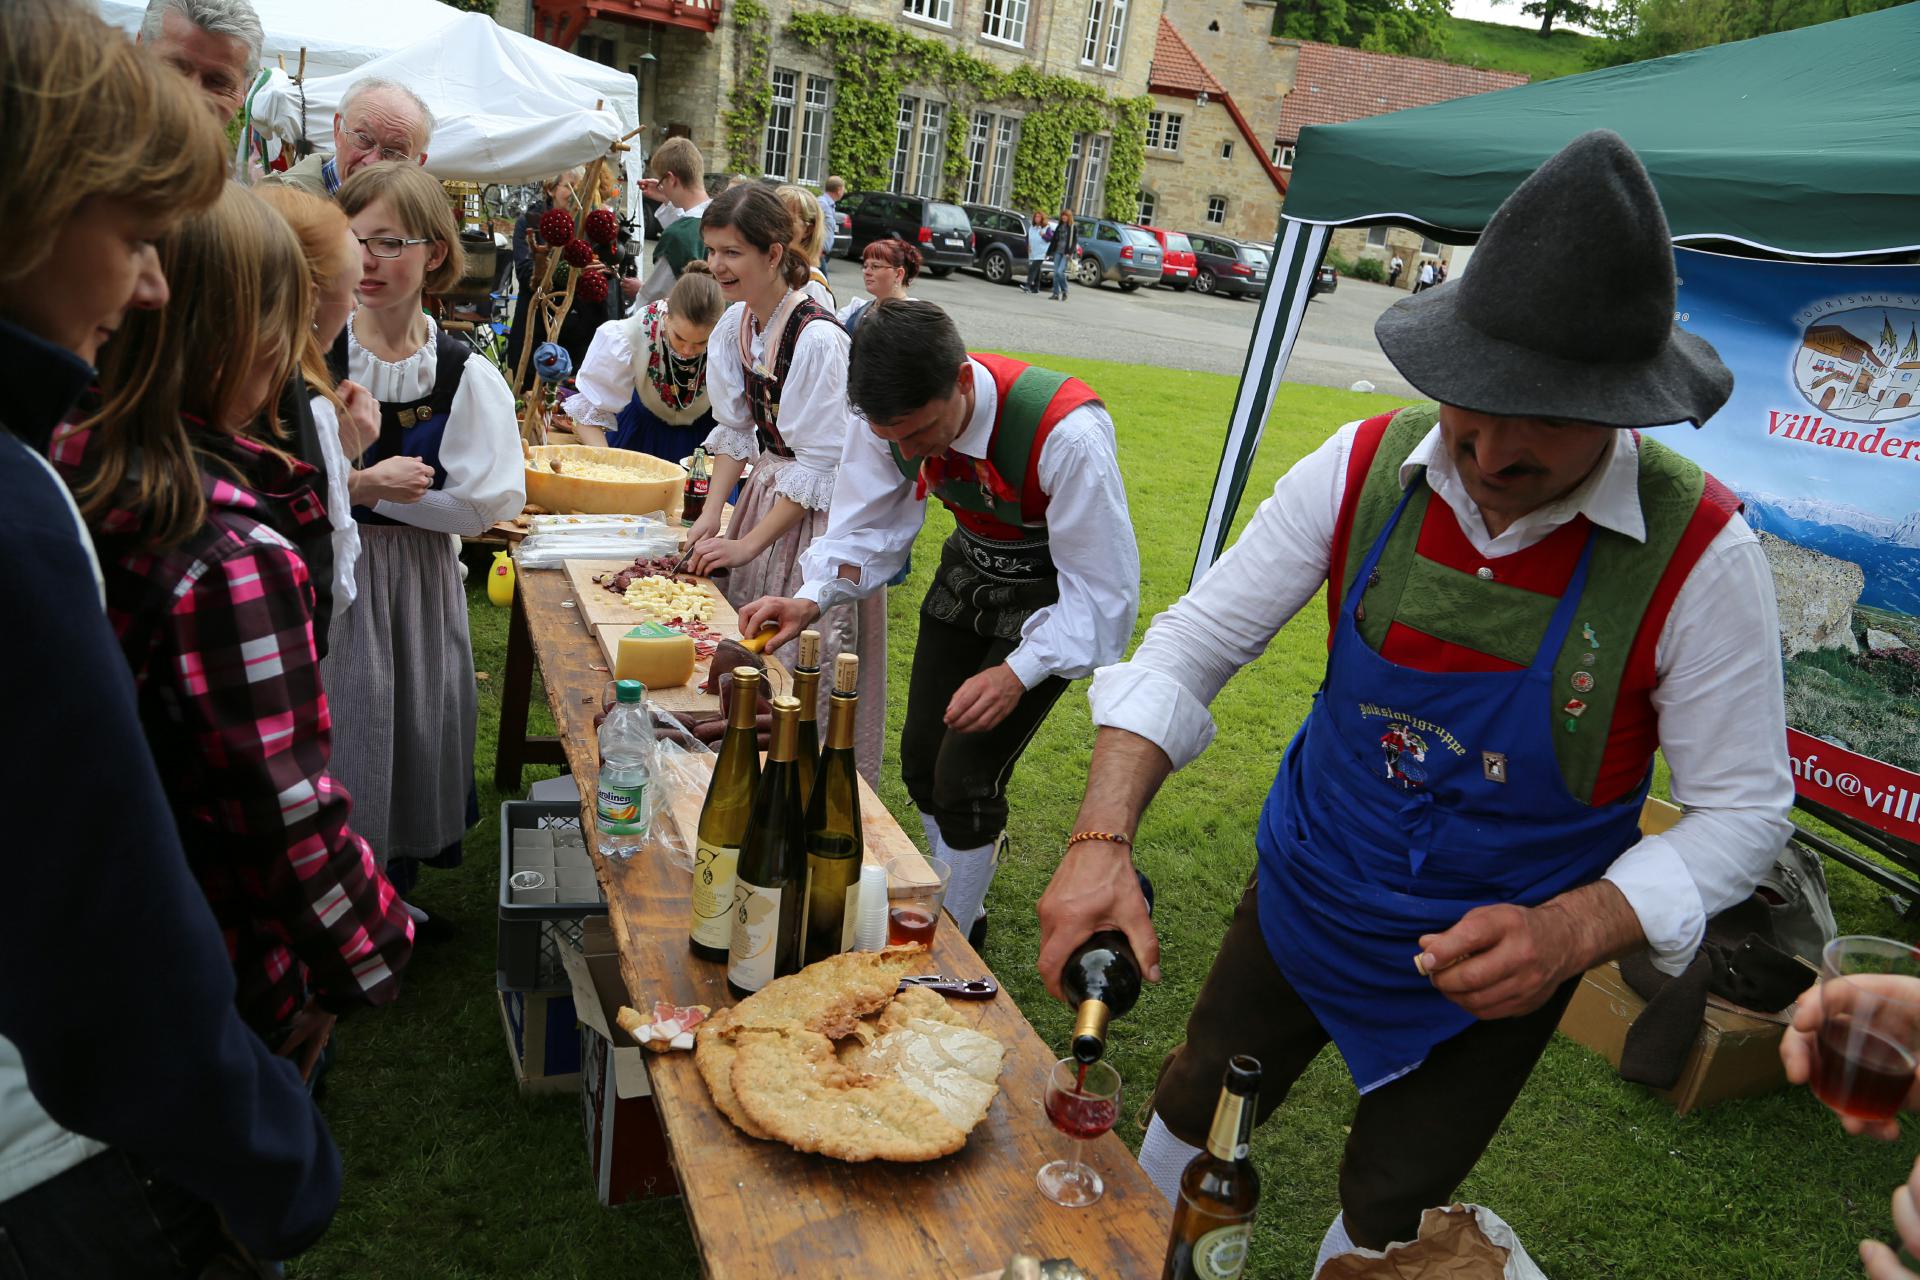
[1311,263,1338,296]
[1184,231,1271,299]
[839,191,974,276]
[961,203,1037,286]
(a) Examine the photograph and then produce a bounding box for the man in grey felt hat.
[1036,130,1794,1266]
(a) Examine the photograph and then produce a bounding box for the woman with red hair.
[838,238,921,335]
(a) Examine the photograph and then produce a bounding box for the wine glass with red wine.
[1038,1056,1121,1208]
[1813,937,1920,1123]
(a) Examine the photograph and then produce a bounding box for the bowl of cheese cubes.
[524,445,686,516]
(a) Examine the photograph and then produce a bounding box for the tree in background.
[1588,0,1906,65]
[1502,0,1605,36]
[1272,0,1452,57]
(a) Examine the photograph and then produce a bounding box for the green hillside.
[1442,15,1600,80]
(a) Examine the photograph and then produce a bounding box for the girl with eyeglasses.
[56,182,416,1068]
[329,161,525,918]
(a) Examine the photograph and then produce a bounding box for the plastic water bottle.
[596,679,657,859]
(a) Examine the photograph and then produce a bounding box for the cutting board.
[563,558,786,717]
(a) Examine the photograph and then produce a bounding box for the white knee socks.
[1312,1212,1356,1275]
[939,838,998,933]
[1137,1112,1201,1206]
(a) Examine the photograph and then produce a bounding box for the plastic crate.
[498,800,607,990]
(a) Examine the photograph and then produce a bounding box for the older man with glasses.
[268,77,435,199]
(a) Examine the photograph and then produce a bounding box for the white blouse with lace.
[345,314,526,535]
[701,299,853,512]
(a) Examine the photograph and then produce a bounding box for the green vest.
[888,360,1082,535]
[654,214,707,277]
[1342,404,1711,803]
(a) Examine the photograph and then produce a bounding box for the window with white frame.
[763,67,797,182]
[1220,140,1234,160]
[902,0,952,25]
[965,111,992,203]
[990,115,1017,207]
[797,76,831,185]
[915,101,946,198]
[892,96,918,191]
[1100,0,1129,70]
[980,0,1028,45]
[1162,113,1183,152]
[1138,190,1155,224]
[1082,134,1108,212]
[1144,111,1162,150]
[1366,224,1390,247]
[1080,0,1105,62]
[1205,195,1226,224]
[1062,133,1083,212]
[1271,141,1295,169]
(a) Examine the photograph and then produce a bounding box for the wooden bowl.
[524,445,686,515]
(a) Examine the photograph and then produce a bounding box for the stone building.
[1139,16,1287,244]
[495,0,1161,212]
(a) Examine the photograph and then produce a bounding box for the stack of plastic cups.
[853,864,889,952]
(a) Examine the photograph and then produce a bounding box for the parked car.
[1185,231,1270,299]
[961,203,1039,286]
[1134,226,1197,291]
[838,191,974,276]
[831,209,851,260]
[1072,217,1163,290]
[1311,263,1338,296]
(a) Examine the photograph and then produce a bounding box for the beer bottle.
[1160,1056,1262,1280]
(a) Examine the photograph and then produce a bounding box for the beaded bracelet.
[1066,831,1132,850]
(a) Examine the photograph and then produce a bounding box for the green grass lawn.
[1443,16,1602,80]
[293,358,1917,1279]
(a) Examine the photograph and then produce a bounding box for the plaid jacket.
[52,422,413,1035]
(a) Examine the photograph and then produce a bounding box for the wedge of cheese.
[615,622,696,688]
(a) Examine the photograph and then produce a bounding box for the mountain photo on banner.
[1647,248,1920,789]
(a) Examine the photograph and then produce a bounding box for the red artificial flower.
[562,238,595,269]
[538,207,575,247]
[584,208,620,247]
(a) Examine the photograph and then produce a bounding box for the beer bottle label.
[1193,1224,1251,1279]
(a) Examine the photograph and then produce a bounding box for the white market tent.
[98,0,640,187]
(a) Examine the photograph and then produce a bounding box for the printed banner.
[1653,248,1920,843]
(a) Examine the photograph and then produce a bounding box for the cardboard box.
[562,917,680,1205]
[497,986,581,1095]
[1557,960,1789,1114]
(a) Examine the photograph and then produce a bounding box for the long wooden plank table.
[509,562,1174,1278]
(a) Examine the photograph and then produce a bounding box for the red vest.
[1326,410,1740,805]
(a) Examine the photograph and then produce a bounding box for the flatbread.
[844,1018,1006,1133]
[694,1009,773,1140]
[730,1025,968,1163]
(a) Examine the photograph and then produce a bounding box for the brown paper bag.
[1317,1204,1542,1280]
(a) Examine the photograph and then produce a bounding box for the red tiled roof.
[1274,42,1528,142]
[1149,15,1225,97]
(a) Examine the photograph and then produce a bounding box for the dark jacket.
[0,317,341,1258]
[1048,219,1079,257]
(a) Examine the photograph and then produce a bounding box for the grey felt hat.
[1373,130,1733,428]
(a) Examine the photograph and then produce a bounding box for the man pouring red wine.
[1033,132,1796,1273]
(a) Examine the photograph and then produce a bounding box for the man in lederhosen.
[1034,131,1796,1269]
[741,300,1140,946]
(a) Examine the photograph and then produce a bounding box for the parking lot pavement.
[859,264,1417,395]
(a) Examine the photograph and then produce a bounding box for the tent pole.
[1189,218,1330,587]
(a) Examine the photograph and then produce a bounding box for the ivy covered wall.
[723,9,1150,221]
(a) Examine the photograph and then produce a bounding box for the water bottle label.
[595,778,648,834]
[1193,1224,1251,1279]
[690,841,740,949]
[727,880,782,991]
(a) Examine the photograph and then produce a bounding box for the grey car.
[1072,218,1163,291]
[1185,231,1271,299]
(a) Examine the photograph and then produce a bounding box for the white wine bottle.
[791,628,823,804]
[727,695,808,996]
[689,666,761,963]
[801,653,862,965]
[1160,1056,1262,1280]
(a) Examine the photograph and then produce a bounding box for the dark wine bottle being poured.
[1062,871,1155,1064]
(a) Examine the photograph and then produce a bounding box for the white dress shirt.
[308,396,362,610]
[345,314,526,535]
[1091,419,1794,974]
[797,357,1140,689]
[702,299,853,512]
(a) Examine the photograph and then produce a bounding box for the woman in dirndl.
[328,162,525,918]
[684,184,886,782]
[561,261,724,460]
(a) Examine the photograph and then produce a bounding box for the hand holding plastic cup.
[1799,937,1920,1133]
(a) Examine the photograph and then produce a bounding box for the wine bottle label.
[839,881,860,951]
[1190,1223,1251,1279]
[727,880,782,991]
[689,840,740,950]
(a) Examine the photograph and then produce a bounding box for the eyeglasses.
[357,235,432,258]
[345,128,415,163]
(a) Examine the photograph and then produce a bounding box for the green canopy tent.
[1197,1,1920,584]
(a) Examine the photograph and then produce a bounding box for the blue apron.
[1255,479,1648,1092]
[606,388,714,462]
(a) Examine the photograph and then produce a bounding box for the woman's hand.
[685,507,723,550]
[336,380,381,456]
[689,534,756,575]
[1782,978,1920,1140]
[351,455,434,505]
